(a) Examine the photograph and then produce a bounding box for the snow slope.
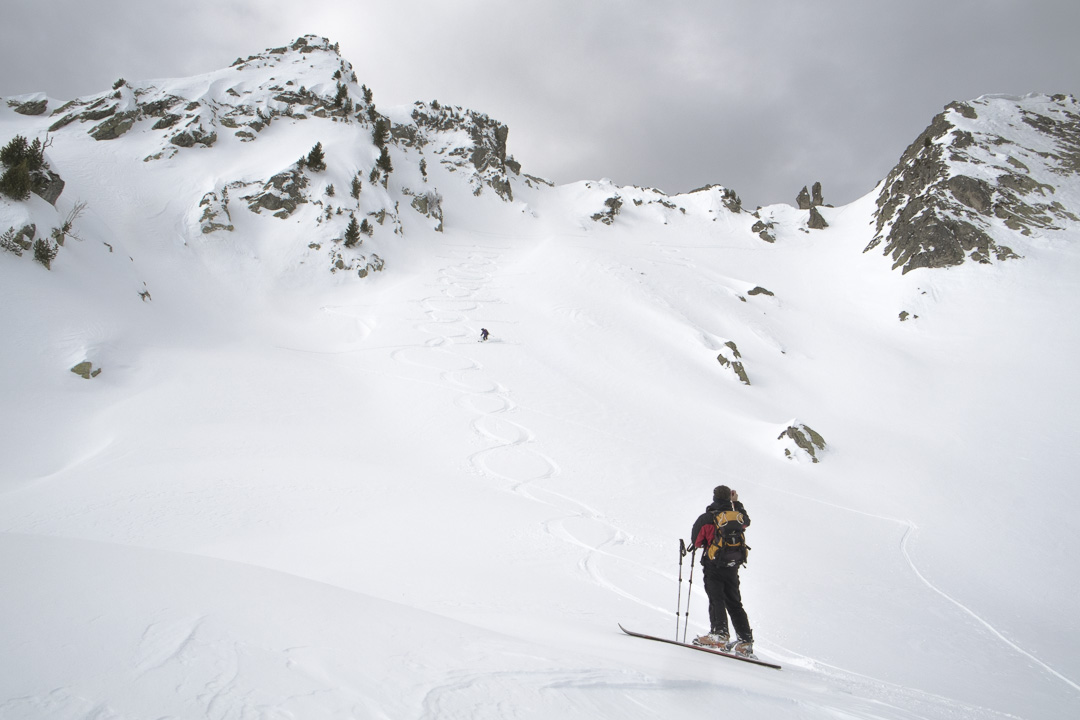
[1,42,1079,719]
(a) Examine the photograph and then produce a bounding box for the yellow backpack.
[706,509,748,566]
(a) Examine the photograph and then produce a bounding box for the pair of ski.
[619,624,782,670]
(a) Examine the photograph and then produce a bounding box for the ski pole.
[676,539,686,640]
[683,547,696,644]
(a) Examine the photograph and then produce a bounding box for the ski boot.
[725,638,756,659]
[692,631,729,648]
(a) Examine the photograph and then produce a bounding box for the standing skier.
[480,328,490,342]
[689,484,754,657]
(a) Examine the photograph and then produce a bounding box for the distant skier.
[689,484,755,657]
[480,328,490,342]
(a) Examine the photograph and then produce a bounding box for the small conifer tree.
[1,135,44,171]
[0,163,31,201]
[376,146,393,175]
[344,215,361,247]
[360,218,373,236]
[33,238,58,269]
[306,142,327,172]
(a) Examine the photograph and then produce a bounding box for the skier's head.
[713,485,732,503]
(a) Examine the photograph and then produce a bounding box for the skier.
[689,484,754,657]
[480,328,490,342]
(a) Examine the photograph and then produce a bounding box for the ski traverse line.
[717,476,1080,695]
[897,523,1080,693]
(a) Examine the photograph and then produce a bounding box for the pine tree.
[350,173,362,199]
[1,135,43,171]
[334,83,348,108]
[33,238,58,269]
[344,216,361,248]
[372,118,390,148]
[306,142,326,172]
[0,163,31,201]
[360,218,373,236]
[376,146,393,176]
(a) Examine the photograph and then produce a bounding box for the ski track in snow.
[736,480,1080,698]
[390,242,671,620]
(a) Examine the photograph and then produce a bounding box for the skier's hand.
[731,489,739,502]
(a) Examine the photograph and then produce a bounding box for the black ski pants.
[703,563,752,642]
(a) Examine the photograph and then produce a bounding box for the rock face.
[35,170,65,206]
[866,94,1080,273]
[403,101,517,201]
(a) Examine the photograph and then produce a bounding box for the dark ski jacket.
[690,500,750,568]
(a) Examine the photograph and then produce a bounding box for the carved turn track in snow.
[389,242,671,619]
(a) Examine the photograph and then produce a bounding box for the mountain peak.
[866,92,1080,273]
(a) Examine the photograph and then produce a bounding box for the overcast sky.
[3,0,1077,208]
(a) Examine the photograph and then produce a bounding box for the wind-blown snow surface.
[3,92,1080,720]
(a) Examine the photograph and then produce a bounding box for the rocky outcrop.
[245,167,309,218]
[357,253,385,278]
[406,102,517,201]
[796,186,812,210]
[170,125,218,148]
[808,206,829,229]
[12,98,47,116]
[750,213,776,243]
[778,422,826,463]
[0,224,37,256]
[198,190,234,233]
[867,94,1080,273]
[406,188,444,232]
[716,341,750,385]
[70,361,102,379]
[591,195,623,225]
[88,111,138,140]
[688,184,742,214]
[811,181,824,207]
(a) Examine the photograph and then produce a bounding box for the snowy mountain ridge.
[5,36,1078,286]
